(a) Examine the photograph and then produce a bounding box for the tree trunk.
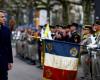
[47,0,50,23]
[62,2,69,25]
[83,0,91,24]
[0,0,4,9]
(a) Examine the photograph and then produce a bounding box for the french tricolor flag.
[43,40,80,80]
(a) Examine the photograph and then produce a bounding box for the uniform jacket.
[0,24,13,70]
[80,34,95,54]
[70,31,81,43]
[87,32,100,49]
[95,32,100,48]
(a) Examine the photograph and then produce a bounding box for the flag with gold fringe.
[43,39,80,80]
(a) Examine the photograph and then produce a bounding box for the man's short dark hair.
[0,10,6,13]
[71,23,78,28]
[95,20,100,25]
[67,25,71,28]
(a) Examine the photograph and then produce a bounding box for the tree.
[34,0,69,25]
[82,0,92,24]
[58,0,69,25]
[0,0,4,9]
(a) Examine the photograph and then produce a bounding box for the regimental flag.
[43,40,80,80]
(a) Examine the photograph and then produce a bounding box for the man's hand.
[87,44,97,49]
[8,63,13,70]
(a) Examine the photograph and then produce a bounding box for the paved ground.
[8,47,42,80]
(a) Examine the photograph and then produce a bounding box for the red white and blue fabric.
[43,40,80,80]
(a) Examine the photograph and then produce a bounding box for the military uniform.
[80,25,95,79]
[70,31,81,43]
[81,35,94,78]
[95,31,100,48]
[86,20,100,79]
[90,31,100,79]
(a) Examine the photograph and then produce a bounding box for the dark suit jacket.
[0,24,13,70]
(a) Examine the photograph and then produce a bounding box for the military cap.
[94,20,100,25]
[83,25,93,33]
[83,25,91,29]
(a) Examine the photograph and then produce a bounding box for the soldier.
[88,20,100,79]
[80,25,95,79]
[70,23,81,43]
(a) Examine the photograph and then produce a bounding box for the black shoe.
[37,65,43,69]
[80,76,85,79]
[31,60,36,65]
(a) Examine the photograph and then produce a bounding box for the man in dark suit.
[0,10,13,80]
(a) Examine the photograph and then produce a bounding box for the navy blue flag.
[45,39,80,58]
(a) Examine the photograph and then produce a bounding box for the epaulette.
[82,35,87,40]
[95,31,100,37]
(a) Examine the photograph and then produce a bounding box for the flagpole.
[41,39,45,66]
[42,39,45,80]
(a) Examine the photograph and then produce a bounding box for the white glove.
[87,44,97,49]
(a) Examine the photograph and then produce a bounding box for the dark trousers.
[38,41,41,64]
[0,68,8,80]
